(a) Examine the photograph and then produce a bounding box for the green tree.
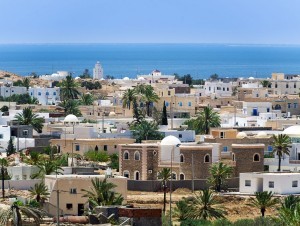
[272,134,291,171]
[59,100,82,116]
[248,191,278,217]
[173,198,191,221]
[278,202,300,226]
[281,195,300,210]
[261,80,271,88]
[161,101,168,125]
[109,154,119,170]
[6,137,16,156]
[84,150,109,162]
[22,77,31,91]
[141,85,159,116]
[0,158,8,199]
[81,178,123,207]
[14,107,44,133]
[208,162,233,192]
[132,100,145,124]
[131,120,163,143]
[122,88,137,110]
[60,75,80,100]
[80,93,94,105]
[0,105,8,113]
[0,201,45,226]
[210,74,219,81]
[158,168,171,214]
[187,189,226,220]
[197,106,221,134]
[29,182,50,203]
[32,160,63,179]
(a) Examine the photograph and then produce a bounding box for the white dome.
[249,77,255,80]
[75,77,80,80]
[64,114,79,123]
[236,132,247,138]
[283,125,300,137]
[256,131,268,138]
[123,77,130,80]
[109,112,116,116]
[161,135,181,146]
[137,77,145,80]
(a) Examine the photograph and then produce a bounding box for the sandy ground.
[127,189,279,222]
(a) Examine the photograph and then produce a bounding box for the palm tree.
[272,134,291,171]
[142,85,159,116]
[173,198,191,221]
[281,195,300,210]
[122,88,137,110]
[208,162,233,192]
[22,77,31,91]
[29,182,50,203]
[260,80,271,88]
[157,168,171,214]
[187,189,226,220]
[278,202,300,225]
[248,191,278,217]
[60,75,80,100]
[0,201,45,226]
[196,106,221,134]
[131,120,163,143]
[14,107,44,133]
[81,178,123,207]
[59,100,82,116]
[32,160,63,179]
[0,158,8,199]
[80,93,94,105]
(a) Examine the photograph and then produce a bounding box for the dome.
[282,125,300,137]
[75,77,80,80]
[109,112,116,116]
[236,132,247,138]
[137,77,145,80]
[123,77,130,80]
[256,131,268,138]
[161,135,181,146]
[249,77,255,80]
[64,114,79,124]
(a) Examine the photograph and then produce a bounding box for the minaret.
[93,61,103,80]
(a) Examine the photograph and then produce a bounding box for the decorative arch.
[179,173,185,180]
[134,151,141,161]
[204,154,210,163]
[171,172,177,180]
[123,151,129,160]
[123,170,130,178]
[95,145,99,151]
[134,171,140,180]
[180,154,184,163]
[232,153,236,162]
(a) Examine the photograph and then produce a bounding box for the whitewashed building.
[204,81,236,98]
[29,87,60,105]
[93,61,103,80]
[0,86,27,97]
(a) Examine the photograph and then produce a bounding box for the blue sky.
[0,0,299,44]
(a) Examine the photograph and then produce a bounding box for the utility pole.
[192,152,195,192]
[102,112,105,133]
[56,174,60,226]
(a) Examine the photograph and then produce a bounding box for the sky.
[0,0,300,44]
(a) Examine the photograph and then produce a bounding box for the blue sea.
[1,43,300,79]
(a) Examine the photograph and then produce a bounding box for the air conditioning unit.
[148,170,153,173]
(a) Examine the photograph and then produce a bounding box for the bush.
[84,150,109,162]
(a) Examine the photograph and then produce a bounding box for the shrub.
[84,150,109,162]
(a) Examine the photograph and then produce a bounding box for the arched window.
[171,172,177,180]
[180,154,184,163]
[204,154,210,163]
[135,171,140,180]
[286,83,289,88]
[179,173,185,180]
[95,145,99,151]
[123,151,129,160]
[253,153,260,162]
[123,171,130,178]
[134,151,140,161]
[232,153,236,162]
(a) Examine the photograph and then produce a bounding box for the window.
[204,154,210,163]
[135,171,140,180]
[227,87,229,91]
[180,173,185,180]
[153,151,157,156]
[123,151,129,160]
[134,151,140,161]
[223,146,228,152]
[179,134,182,138]
[245,180,251,187]
[0,134,3,139]
[275,83,278,88]
[53,92,56,96]
[288,103,291,109]
[75,144,80,151]
[66,204,73,210]
[172,172,177,180]
[188,102,192,107]
[46,92,49,95]
[220,132,225,138]
[165,102,169,107]
[232,153,236,162]
[253,153,260,162]
[268,146,273,152]
[292,181,298,187]
[180,154,184,163]
[70,188,77,194]
[286,84,289,88]
[114,145,117,149]
[104,145,107,151]
[267,108,270,112]
[294,103,298,109]
[179,102,183,107]
[38,92,41,96]
[123,171,130,178]
[22,130,29,136]
[269,181,274,188]
[168,91,171,96]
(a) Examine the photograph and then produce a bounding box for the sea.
[1,43,300,79]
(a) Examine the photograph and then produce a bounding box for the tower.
[93,61,103,80]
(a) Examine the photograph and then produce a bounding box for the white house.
[39,71,69,81]
[7,162,39,180]
[93,61,103,80]
[137,70,176,83]
[0,86,27,98]
[240,172,300,195]
[242,102,273,117]
[0,125,11,151]
[204,80,236,98]
[29,87,60,105]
